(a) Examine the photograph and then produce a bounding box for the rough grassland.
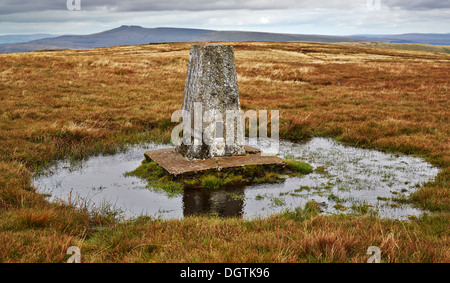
[0,42,448,262]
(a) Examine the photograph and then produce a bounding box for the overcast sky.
[0,0,449,35]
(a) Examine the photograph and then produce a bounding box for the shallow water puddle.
[33,138,439,220]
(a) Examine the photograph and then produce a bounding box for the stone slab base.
[144,145,284,176]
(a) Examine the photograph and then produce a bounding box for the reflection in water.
[32,138,440,220]
[183,186,245,217]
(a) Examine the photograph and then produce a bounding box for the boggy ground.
[0,41,448,262]
[125,159,313,197]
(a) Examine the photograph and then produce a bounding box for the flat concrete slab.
[144,146,284,176]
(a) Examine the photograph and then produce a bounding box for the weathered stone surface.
[145,146,284,176]
[176,44,245,160]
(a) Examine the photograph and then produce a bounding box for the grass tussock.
[285,160,313,174]
[77,209,449,263]
[125,160,304,195]
[0,42,448,262]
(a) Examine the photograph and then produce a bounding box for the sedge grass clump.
[125,161,183,196]
[201,175,223,190]
[285,160,313,174]
[284,200,321,221]
[125,161,165,180]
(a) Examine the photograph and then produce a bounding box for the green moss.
[201,175,223,190]
[265,172,283,182]
[314,166,330,175]
[253,172,284,184]
[255,194,265,200]
[285,160,313,174]
[223,173,243,185]
[157,176,184,197]
[125,161,183,196]
[377,196,389,201]
[328,193,344,203]
[295,186,311,192]
[126,158,313,196]
[225,192,245,200]
[333,204,347,211]
[125,161,165,180]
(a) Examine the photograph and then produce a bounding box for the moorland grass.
[0,41,448,262]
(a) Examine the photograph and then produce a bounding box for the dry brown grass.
[81,211,449,263]
[0,41,448,262]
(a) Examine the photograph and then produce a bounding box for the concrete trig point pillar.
[176,44,246,160]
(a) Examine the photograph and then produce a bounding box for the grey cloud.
[0,0,346,14]
[1,0,449,15]
[1,0,448,36]
[0,0,66,14]
[105,0,353,12]
[386,0,450,10]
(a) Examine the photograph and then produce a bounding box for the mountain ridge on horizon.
[0,25,448,53]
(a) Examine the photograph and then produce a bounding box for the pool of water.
[33,138,440,220]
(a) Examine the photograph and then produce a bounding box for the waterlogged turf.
[33,137,439,220]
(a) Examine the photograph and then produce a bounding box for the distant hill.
[353,33,450,46]
[0,26,214,53]
[0,34,57,45]
[337,41,450,54]
[0,25,448,53]
[194,30,360,43]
